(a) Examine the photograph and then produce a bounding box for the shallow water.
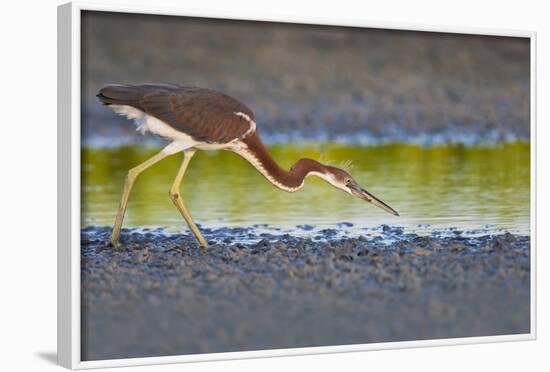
[81,142,530,236]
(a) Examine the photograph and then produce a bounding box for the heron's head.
[315,164,399,216]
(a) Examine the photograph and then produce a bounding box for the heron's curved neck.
[239,132,327,192]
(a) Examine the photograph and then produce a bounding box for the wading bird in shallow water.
[97,84,399,249]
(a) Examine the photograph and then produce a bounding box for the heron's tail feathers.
[96,84,144,106]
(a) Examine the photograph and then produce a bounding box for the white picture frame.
[57,1,537,369]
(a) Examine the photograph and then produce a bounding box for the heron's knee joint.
[127,169,139,180]
[169,190,180,200]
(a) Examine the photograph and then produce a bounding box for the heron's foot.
[197,237,209,249]
[109,238,125,251]
[189,228,208,248]
[95,239,123,253]
[191,232,209,249]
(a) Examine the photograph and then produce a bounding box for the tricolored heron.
[97,84,399,249]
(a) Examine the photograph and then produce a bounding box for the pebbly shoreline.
[80,226,530,361]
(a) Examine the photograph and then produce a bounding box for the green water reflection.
[81,143,530,235]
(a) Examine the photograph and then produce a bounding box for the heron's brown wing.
[137,86,255,144]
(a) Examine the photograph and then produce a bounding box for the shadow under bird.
[97,83,399,249]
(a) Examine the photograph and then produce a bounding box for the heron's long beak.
[348,181,399,216]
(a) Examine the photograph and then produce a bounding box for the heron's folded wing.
[138,88,255,144]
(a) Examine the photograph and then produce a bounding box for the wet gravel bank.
[81,226,530,361]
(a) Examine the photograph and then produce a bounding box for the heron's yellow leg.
[169,150,208,248]
[110,151,171,249]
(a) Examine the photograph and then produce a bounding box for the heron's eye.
[345,178,352,185]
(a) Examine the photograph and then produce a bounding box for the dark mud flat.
[81,226,530,361]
